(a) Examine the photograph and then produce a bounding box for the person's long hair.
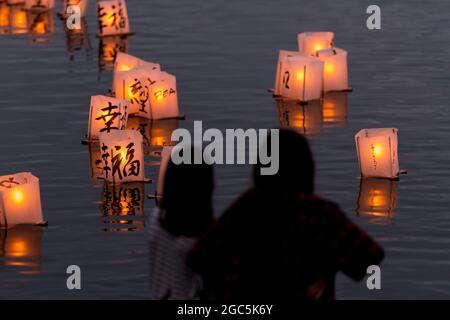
[253,128,315,194]
[159,147,214,238]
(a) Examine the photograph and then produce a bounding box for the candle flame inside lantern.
[314,44,324,53]
[12,189,24,204]
[372,144,383,157]
[296,70,305,82]
[117,64,132,72]
[325,62,334,74]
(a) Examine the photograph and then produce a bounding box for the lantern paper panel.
[278,56,324,102]
[126,117,179,147]
[156,146,173,199]
[88,142,103,185]
[0,225,43,268]
[97,0,130,37]
[87,95,129,140]
[99,130,145,183]
[25,0,55,10]
[274,50,300,96]
[322,92,348,128]
[316,48,349,92]
[100,182,144,217]
[0,172,44,227]
[276,99,322,136]
[147,71,179,120]
[98,35,128,71]
[356,178,398,220]
[298,32,334,56]
[114,52,160,74]
[355,128,400,179]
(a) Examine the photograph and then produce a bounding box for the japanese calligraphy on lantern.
[0,172,44,227]
[97,0,130,37]
[99,130,145,183]
[87,95,129,140]
[355,128,400,179]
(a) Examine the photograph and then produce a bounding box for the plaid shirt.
[188,188,384,301]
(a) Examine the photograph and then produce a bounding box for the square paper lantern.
[25,0,55,10]
[276,99,322,136]
[355,128,400,179]
[356,178,398,219]
[298,32,334,56]
[87,95,129,140]
[114,52,160,74]
[316,48,349,92]
[147,71,179,120]
[322,92,348,128]
[277,55,324,102]
[99,130,145,183]
[274,50,300,96]
[0,172,44,227]
[97,0,130,37]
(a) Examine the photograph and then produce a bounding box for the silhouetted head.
[159,146,214,238]
[253,128,315,194]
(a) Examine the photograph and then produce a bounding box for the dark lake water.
[1,0,450,299]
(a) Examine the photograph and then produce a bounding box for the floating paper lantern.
[156,146,173,199]
[322,92,348,128]
[97,0,130,37]
[87,95,129,141]
[0,225,43,268]
[274,50,298,96]
[25,0,55,11]
[355,128,400,179]
[356,178,398,220]
[88,142,103,185]
[316,48,349,92]
[99,130,145,183]
[298,32,334,56]
[114,52,160,74]
[275,54,324,102]
[126,117,179,147]
[276,98,322,135]
[147,71,179,119]
[0,172,44,227]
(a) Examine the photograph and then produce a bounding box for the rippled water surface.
[1,0,450,299]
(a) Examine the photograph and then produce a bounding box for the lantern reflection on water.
[356,178,398,221]
[276,98,322,136]
[0,172,45,227]
[126,117,179,147]
[275,53,323,103]
[0,225,43,269]
[96,0,130,37]
[316,48,349,92]
[64,17,91,56]
[9,4,27,34]
[87,95,129,141]
[88,142,103,185]
[99,130,145,183]
[298,32,334,56]
[98,35,128,71]
[355,128,400,179]
[24,0,55,11]
[322,92,348,128]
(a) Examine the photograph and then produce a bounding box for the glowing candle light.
[114,52,160,73]
[99,130,145,183]
[147,71,180,120]
[10,4,27,34]
[356,178,398,219]
[126,117,179,147]
[298,32,334,56]
[101,182,144,217]
[275,54,324,103]
[0,172,45,227]
[0,4,10,29]
[87,95,129,141]
[316,48,349,92]
[96,0,130,37]
[0,226,43,268]
[355,128,400,179]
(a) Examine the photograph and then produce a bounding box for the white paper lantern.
[274,50,299,96]
[355,128,400,179]
[25,0,54,10]
[316,48,349,92]
[96,0,130,37]
[322,92,348,128]
[99,130,145,183]
[276,99,322,135]
[356,178,398,219]
[87,95,129,141]
[147,71,179,120]
[114,52,160,73]
[0,172,44,227]
[298,32,334,56]
[276,54,324,102]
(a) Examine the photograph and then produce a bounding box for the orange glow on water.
[34,21,46,34]
[13,10,26,29]
[9,240,27,258]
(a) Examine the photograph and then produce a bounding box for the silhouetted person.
[149,147,214,300]
[188,128,384,300]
